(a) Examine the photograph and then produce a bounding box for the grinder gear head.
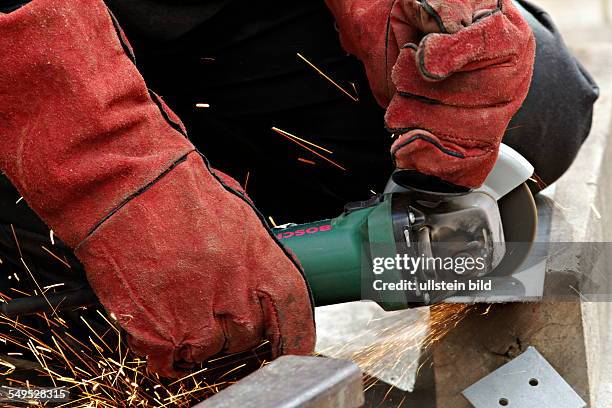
[390,185,506,304]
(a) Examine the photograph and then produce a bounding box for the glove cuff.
[0,0,194,247]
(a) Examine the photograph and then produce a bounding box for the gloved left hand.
[0,0,315,377]
[326,0,536,188]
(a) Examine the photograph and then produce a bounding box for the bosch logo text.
[276,225,332,240]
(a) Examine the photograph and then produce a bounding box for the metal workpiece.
[462,347,586,408]
[193,356,364,408]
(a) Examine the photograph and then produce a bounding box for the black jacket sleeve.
[507,0,599,191]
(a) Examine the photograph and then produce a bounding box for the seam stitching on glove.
[107,9,136,63]
[214,314,230,353]
[416,8,503,81]
[256,290,283,355]
[384,0,399,100]
[396,91,441,105]
[386,126,497,147]
[148,89,188,138]
[396,90,515,108]
[417,39,447,81]
[385,1,396,99]
[77,151,194,249]
[419,0,448,34]
[391,133,465,158]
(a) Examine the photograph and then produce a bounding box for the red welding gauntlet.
[326,0,535,188]
[0,0,314,377]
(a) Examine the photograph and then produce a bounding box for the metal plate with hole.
[462,347,586,408]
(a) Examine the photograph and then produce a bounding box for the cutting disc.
[492,182,538,276]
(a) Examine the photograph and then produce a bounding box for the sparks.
[41,246,72,269]
[319,304,474,394]
[297,158,316,165]
[0,236,265,407]
[271,127,346,171]
[243,171,250,192]
[271,127,333,154]
[268,216,278,228]
[297,53,359,102]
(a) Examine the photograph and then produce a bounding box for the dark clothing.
[104,0,233,41]
[506,1,599,190]
[0,0,599,249]
[0,0,27,13]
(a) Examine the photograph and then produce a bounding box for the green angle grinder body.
[274,188,519,310]
[274,144,538,310]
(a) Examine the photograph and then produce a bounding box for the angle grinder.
[273,143,537,310]
[1,145,537,316]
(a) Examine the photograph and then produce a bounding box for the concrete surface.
[528,2,612,406]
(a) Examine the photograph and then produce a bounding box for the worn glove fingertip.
[390,43,418,87]
[127,335,180,378]
[415,35,461,81]
[258,289,315,358]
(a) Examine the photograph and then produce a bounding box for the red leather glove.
[326,0,535,188]
[0,0,315,377]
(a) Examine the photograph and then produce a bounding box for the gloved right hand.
[325,0,535,188]
[0,0,315,377]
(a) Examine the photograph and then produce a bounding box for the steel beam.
[193,356,364,408]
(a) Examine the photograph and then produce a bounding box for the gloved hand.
[326,0,535,188]
[0,0,315,377]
